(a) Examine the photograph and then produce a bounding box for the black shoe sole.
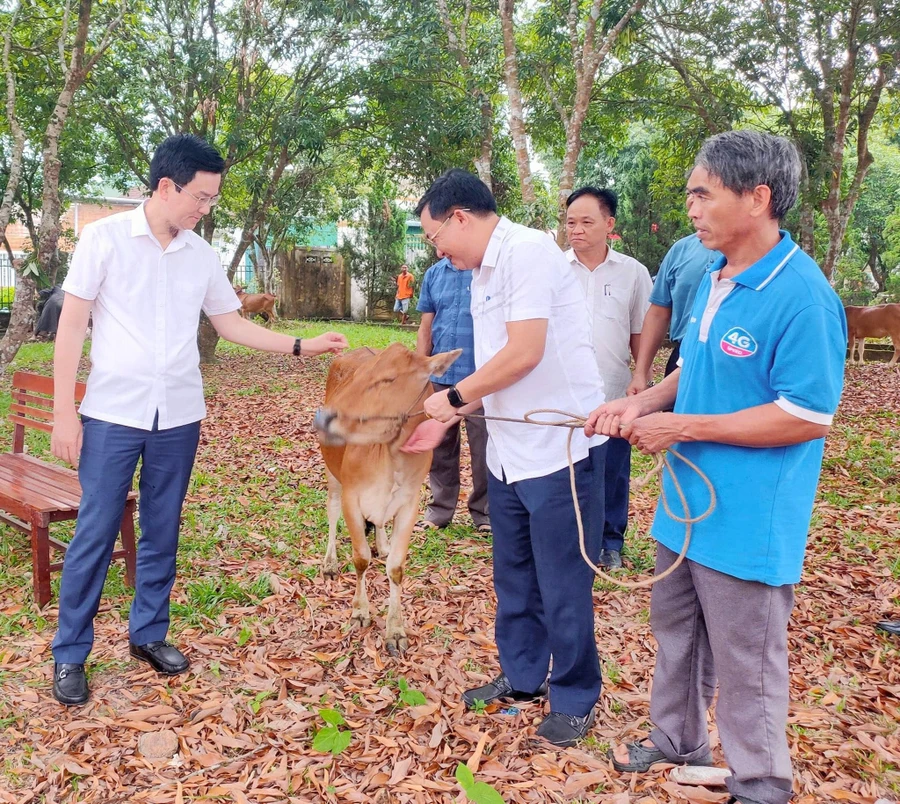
[536,715,596,748]
[53,686,89,706]
[462,690,546,709]
[129,648,190,676]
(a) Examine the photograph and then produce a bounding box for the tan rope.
[465,409,716,590]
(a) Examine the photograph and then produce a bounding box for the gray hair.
[693,131,801,220]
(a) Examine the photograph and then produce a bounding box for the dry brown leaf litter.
[0,353,898,803]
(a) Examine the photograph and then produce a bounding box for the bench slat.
[0,456,80,495]
[7,414,53,435]
[9,403,55,422]
[11,371,86,402]
[0,455,136,511]
[11,390,55,408]
[0,462,82,510]
[2,454,136,501]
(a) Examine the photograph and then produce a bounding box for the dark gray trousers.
[425,381,489,528]
[649,544,795,804]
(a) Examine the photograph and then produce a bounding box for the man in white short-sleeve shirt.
[403,169,608,749]
[565,187,652,570]
[50,134,347,707]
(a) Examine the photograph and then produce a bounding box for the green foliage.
[578,125,694,272]
[455,763,506,804]
[248,690,273,714]
[339,177,408,318]
[396,677,427,707]
[356,0,502,184]
[0,288,13,310]
[312,708,352,755]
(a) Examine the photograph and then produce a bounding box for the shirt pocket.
[480,291,508,350]
[171,278,207,321]
[599,286,628,321]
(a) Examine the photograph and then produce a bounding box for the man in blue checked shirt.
[415,257,490,532]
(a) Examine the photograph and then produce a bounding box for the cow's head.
[314,342,461,446]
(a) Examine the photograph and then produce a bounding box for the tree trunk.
[797,155,816,257]
[36,0,123,288]
[555,0,645,242]
[498,0,536,206]
[197,315,220,365]
[868,237,885,292]
[0,269,37,373]
[473,93,493,189]
[0,4,34,372]
[434,0,493,189]
[0,4,25,242]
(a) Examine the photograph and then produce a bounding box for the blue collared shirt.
[416,258,477,385]
[652,232,847,586]
[649,234,722,342]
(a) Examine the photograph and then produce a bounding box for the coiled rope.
[464,409,716,589]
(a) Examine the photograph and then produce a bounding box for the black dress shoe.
[462,673,548,709]
[599,549,623,569]
[535,710,596,747]
[876,620,900,636]
[53,663,89,706]
[129,641,190,675]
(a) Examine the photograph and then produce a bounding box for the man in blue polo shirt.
[628,235,721,394]
[416,257,490,531]
[586,131,846,804]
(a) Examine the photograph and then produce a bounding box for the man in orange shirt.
[394,264,415,324]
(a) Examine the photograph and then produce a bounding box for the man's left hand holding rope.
[586,369,685,455]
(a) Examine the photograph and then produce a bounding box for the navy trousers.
[601,436,631,553]
[487,444,606,717]
[52,416,201,664]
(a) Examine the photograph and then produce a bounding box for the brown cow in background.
[313,343,460,655]
[844,304,900,366]
[235,287,277,325]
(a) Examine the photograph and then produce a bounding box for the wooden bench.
[0,371,136,607]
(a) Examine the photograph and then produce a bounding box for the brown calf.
[313,343,460,655]
[235,288,278,324]
[844,303,900,366]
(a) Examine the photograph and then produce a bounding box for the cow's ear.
[427,349,462,378]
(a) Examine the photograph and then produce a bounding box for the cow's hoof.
[350,612,371,630]
[322,561,340,579]
[385,635,409,656]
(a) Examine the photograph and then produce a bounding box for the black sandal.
[608,738,714,773]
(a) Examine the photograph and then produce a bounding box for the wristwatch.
[447,385,466,408]
[293,338,302,357]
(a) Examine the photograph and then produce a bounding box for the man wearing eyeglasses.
[48,134,347,706]
[402,169,608,748]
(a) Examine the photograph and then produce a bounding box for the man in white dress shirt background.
[49,134,347,705]
[565,187,652,570]
[402,169,608,748]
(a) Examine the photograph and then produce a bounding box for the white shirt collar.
[481,216,512,269]
[565,244,624,270]
[129,201,194,252]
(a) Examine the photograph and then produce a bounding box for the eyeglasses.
[171,181,221,208]
[424,208,470,245]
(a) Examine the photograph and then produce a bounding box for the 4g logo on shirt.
[720,327,758,358]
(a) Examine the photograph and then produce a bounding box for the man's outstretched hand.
[401,418,455,454]
[305,332,348,355]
